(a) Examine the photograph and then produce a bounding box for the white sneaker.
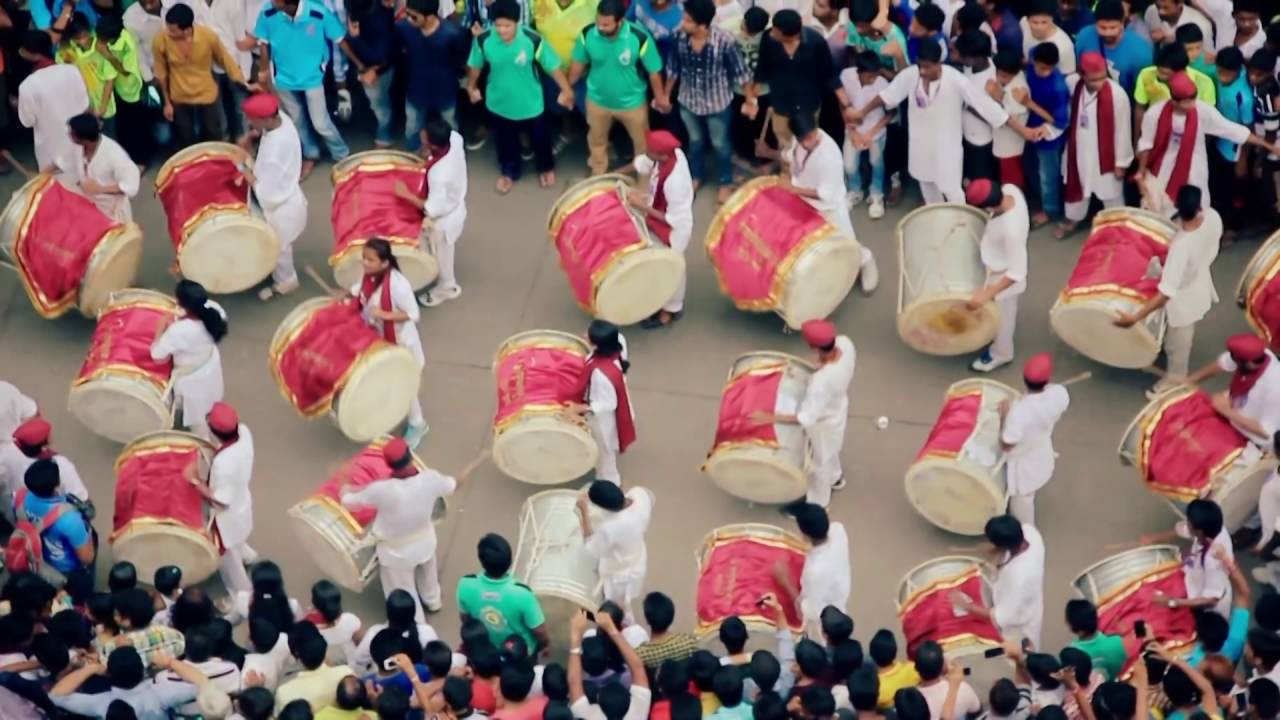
[970,352,1012,373]
[417,286,461,307]
[831,476,847,491]
[868,196,885,220]
[859,253,879,294]
[845,190,864,209]
[257,278,299,301]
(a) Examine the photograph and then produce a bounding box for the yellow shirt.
[700,691,722,717]
[877,660,922,709]
[58,40,118,118]
[316,709,367,720]
[532,0,599,65]
[152,25,245,105]
[1133,65,1217,107]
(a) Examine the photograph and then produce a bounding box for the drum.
[0,173,143,318]
[68,289,179,444]
[330,150,438,290]
[110,430,219,583]
[895,204,999,356]
[1072,546,1196,663]
[268,298,421,442]
[896,556,1000,659]
[905,379,1021,536]
[288,436,448,591]
[694,523,806,637]
[548,175,685,325]
[701,352,815,504]
[1236,228,1280,350]
[706,176,863,329]
[1118,386,1270,530]
[155,142,280,294]
[491,330,597,485]
[1050,208,1176,369]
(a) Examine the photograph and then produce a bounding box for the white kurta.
[786,130,855,238]
[878,65,1010,199]
[123,3,165,80]
[799,521,851,626]
[18,64,90,172]
[1001,385,1069,497]
[1176,522,1233,618]
[253,114,308,247]
[961,65,997,147]
[1143,4,1215,48]
[993,72,1030,160]
[1138,100,1252,209]
[193,0,255,78]
[349,269,425,367]
[1062,76,1134,220]
[634,150,693,313]
[341,469,456,569]
[53,136,142,223]
[150,303,227,431]
[209,423,254,548]
[587,336,632,485]
[583,487,654,607]
[1215,350,1280,447]
[980,185,1030,300]
[0,447,89,511]
[991,522,1045,648]
[0,381,37,440]
[1158,209,1221,328]
[1019,20,1076,75]
[796,336,855,507]
[425,131,469,245]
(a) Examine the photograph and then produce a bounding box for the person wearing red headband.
[999,352,1069,525]
[185,402,258,595]
[964,177,1029,373]
[1056,51,1133,239]
[0,417,90,523]
[1184,333,1280,448]
[0,380,37,442]
[627,129,693,328]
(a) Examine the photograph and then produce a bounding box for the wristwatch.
[569,647,583,655]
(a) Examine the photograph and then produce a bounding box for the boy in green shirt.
[94,14,151,166]
[467,0,575,191]
[1066,599,1128,680]
[456,533,550,653]
[58,15,118,134]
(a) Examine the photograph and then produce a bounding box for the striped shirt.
[96,625,186,670]
[667,27,749,115]
[636,632,699,669]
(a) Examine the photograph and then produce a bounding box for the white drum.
[905,378,1021,536]
[1072,545,1182,604]
[514,489,603,658]
[895,203,999,356]
[702,352,814,504]
[896,556,999,659]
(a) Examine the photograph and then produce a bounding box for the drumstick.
[304,265,339,296]
[2,151,33,180]
[1058,371,1092,387]
[757,107,775,144]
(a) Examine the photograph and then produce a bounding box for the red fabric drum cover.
[1138,391,1246,501]
[111,444,208,540]
[75,298,175,389]
[898,567,1001,658]
[711,369,782,451]
[696,531,805,634]
[914,389,982,462]
[553,190,647,311]
[493,345,588,429]
[306,440,403,530]
[1095,562,1197,668]
[1062,223,1167,301]
[156,154,249,251]
[330,163,427,265]
[1247,279,1280,352]
[271,302,382,416]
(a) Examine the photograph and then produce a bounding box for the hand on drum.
[1210,390,1233,415]
[965,289,991,311]
[561,402,589,421]
[1112,312,1139,329]
[757,592,784,626]
[947,590,974,613]
[626,190,651,212]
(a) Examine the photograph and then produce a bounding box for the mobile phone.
[584,610,595,623]
[983,647,1006,659]
[963,667,972,676]
[383,657,399,672]
[1134,620,1148,639]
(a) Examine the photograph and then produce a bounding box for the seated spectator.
[274,621,354,713]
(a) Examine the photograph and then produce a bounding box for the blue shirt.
[1027,68,1070,149]
[30,0,97,31]
[394,19,467,111]
[627,0,683,62]
[255,0,346,90]
[1075,26,1153,96]
[1217,74,1255,161]
[1056,5,1095,40]
[1185,607,1250,666]
[346,4,396,69]
[363,664,430,696]
[18,493,89,574]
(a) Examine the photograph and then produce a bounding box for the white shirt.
[994,72,1031,158]
[159,658,241,716]
[1063,75,1134,206]
[1138,100,1251,209]
[634,150,694,251]
[1196,0,1235,51]
[18,64,90,172]
[571,685,652,720]
[799,521,851,622]
[1215,349,1280,446]
[786,130,854,237]
[124,3,166,80]
[317,612,362,666]
[191,0,255,77]
[0,446,89,505]
[340,469,456,569]
[151,312,221,375]
[53,136,141,223]
[253,114,305,212]
[1259,470,1280,551]
[241,633,293,691]
[1158,209,1221,328]
[992,523,1045,647]
[1237,28,1267,61]
[962,64,998,146]
[350,268,424,364]
[584,487,653,580]
[0,382,37,440]
[839,70,888,138]
[1144,4,1214,48]
[980,185,1030,298]
[797,336,855,430]
[209,423,254,548]
[919,679,982,720]
[1176,522,1233,617]
[1019,19,1077,75]
[425,131,468,244]
[1001,385,1070,496]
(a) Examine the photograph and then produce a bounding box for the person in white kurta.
[965,179,1029,373]
[1142,502,1234,618]
[17,40,90,172]
[776,502,850,639]
[629,130,693,325]
[0,381,37,441]
[189,402,257,595]
[238,94,307,300]
[1145,0,1215,48]
[124,0,165,81]
[569,321,635,486]
[151,281,227,440]
[0,418,89,523]
[396,124,468,308]
[579,482,653,615]
[1185,334,1280,451]
[1060,53,1133,228]
[1000,353,1069,526]
[50,115,141,223]
[951,516,1045,648]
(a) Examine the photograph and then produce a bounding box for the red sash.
[422,143,449,197]
[1065,80,1117,203]
[645,157,676,246]
[1230,354,1271,401]
[358,271,396,343]
[1148,101,1198,203]
[583,355,636,453]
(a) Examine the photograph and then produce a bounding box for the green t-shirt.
[570,20,662,111]
[1071,632,1129,680]
[58,39,119,118]
[847,23,908,72]
[468,27,562,121]
[456,573,547,649]
[1133,65,1217,106]
[106,31,144,104]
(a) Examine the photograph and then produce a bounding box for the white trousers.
[1162,323,1196,382]
[594,441,620,485]
[991,294,1020,364]
[1008,493,1036,526]
[379,556,441,625]
[219,543,255,595]
[1064,191,1123,222]
[431,229,460,293]
[920,180,964,205]
[263,195,306,288]
[662,228,692,313]
[804,422,845,507]
[272,243,297,287]
[602,571,645,617]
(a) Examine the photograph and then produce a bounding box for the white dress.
[350,269,424,367]
[799,521,851,625]
[1001,385,1070,497]
[209,423,254,548]
[425,131,469,245]
[1138,100,1251,209]
[796,335,855,508]
[253,113,307,246]
[150,303,227,430]
[1158,209,1221,329]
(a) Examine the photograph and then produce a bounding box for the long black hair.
[364,238,401,272]
[247,561,294,632]
[175,280,228,342]
[587,320,629,373]
[384,590,423,662]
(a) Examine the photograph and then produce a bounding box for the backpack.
[4,488,73,580]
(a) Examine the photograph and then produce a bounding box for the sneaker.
[868,196,885,220]
[417,286,462,307]
[970,350,1012,373]
[831,476,847,491]
[403,422,430,449]
[257,278,300,301]
[859,253,879,294]
[845,190,864,209]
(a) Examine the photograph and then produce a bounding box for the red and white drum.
[1072,546,1196,666]
[896,556,1001,659]
[1236,229,1280,351]
[1050,208,1175,368]
[268,298,421,442]
[905,379,1021,536]
[706,176,863,329]
[1118,386,1270,530]
[288,436,448,591]
[0,173,142,318]
[492,330,596,485]
[548,174,686,325]
[895,204,999,355]
[68,289,179,444]
[701,352,815,504]
[694,523,806,638]
[330,150,438,290]
[155,142,280,294]
[110,429,219,583]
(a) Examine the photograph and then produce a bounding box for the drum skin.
[1237,228,1280,350]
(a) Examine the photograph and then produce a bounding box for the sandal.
[1052,220,1078,240]
[495,176,514,194]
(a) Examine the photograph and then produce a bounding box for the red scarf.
[582,355,636,453]
[359,271,396,343]
[422,142,449,197]
[1065,80,1117,204]
[32,57,53,71]
[644,157,677,246]
[1147,101,1198,203]
[1230,354,1271,401]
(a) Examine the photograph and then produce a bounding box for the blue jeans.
[1035,143,1064,216]
[405,102,457,152]
[844,132,886,197]
[679,106,733,185]
[362,70,395,146]
[277,86,349,161]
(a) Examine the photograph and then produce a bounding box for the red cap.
[242,93,280,119]
[1227,333,1267,363]
[801,319,837,349]
[645,130,681,156]
[1168,72,1197,101]
[382,437,411,467]
[12,417,50,448]
[207,402,239,435]
[1080,52,1107,76]
[965,178,1001,208]
[1023,352,1053,384]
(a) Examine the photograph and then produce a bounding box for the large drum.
[330,150,438,290]
[68,289,179,444]
[1118,386,1270,530]
[548,175,685,325]
[288,436,448,591]
[905,379,1021,536]
[1050,208,1175,368]
[268,298,421,442]
[0,173,142,318]
[701,352,815,504]
[895,204,999,355]
[896,556,1001,659]
[1236,229,1280,350]
[706,176,863,329]
[110,430,219,583]
[492,330,597,485]
[1072,546,1196,664]
[155,142,280,294]
[694,524,806,638]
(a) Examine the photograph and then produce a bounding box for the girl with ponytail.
[151,279,228,439]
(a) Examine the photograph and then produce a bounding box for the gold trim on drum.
[547,177,651,314]
[1092,559,1182,610]
[693,523,808,637]
[109,516,215,544]
[173,202,249,253]
[493,336,591,367]
[330,158,425,185]
[155,144,244,190]
[1135,386,1243,501]
[266,300,391,417]
[327,233,424,269]
[898,566,987,615]
[72,296,180,390]
[493,403,586,434]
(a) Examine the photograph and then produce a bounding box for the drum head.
[112,523,219,585]
[78,224,144,317]
[333,245,438,291]
[493,415,599,485]
[703,448,808,505]
[1237,229,1280,309]
[904,459,1006,536]
[334,345,421,442]
[179,213,281,294]
[897,295,1000,356]
[67,377,170,444]
[778,238,861,328]
[332,149,423,178]
[1050,300,1161,369]
[594,246,685,325]
[287,508,371,591]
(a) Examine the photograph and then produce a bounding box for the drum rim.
[704,175,781,253]
[778,234,862,328]
[334,344,421,441]
[896,294,1002,356]
[1069,544,1182,600]
[492,329,591,374]
[593,245,686,325]
[694,522,806,564]
[1115,384,1196,467]
[286,504,374,591]
[119,428,215,460]
[269,297,336,356]
[78,223,144,317]
[492,416,599,484]
[111,521,221,582]
[545,173,632,234]
[903,457,1007,535]
[331,148,424,180]
[894,555,994,611]
[1093,206,1178,239]
[725,350,816,381]
[1235,228,1280,323]
[155,141,243,186]
[100,288,179,318]
[332,244,438,291]
[66,375,171,441]
[701,450,808,504]
[0,174,49,251]
[1049,298,1162,368]
[895,202,989,243]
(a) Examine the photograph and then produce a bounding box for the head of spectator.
[444,675,476,714]
[164,2,195,40]
[909,2,943,39]
[868,629,899,669]
[750,648,782,694]
[1248,49,1279,89]
[288,621,329,671]
[236,686,276,720]
[18,29,55,64]
[690,649,720,695]
[500,661,537,705]
[795,638,830,682]
[108,562,137,593]
[1185,499,1224,544]
[713,665,746,708]
[895,687,931,720]
[644,591,677,635]
[478,533,514,579]
[1093,0,1127,47]
[154,565,182,599]
[279,699,316,720]
[1031,41,1061,77]
[248,561,295,632]
[848,667,879,712]
[113,588,158,631]
[24,457,62,498]
[821,606,854,645]
[800,686,836,720]
[832,640,865,680]
[755,693,788,720]
[594,0,626,37]
[720,616,748,656]
[172,587,216,634]
[956,31,993,70]
[1092,681,1137,720]
[915,641,946,684]
[599,682,635,720]
[770,9,802,43]
[915,37,944,80]
[681,0,715,35]
[1252,678,1280,720]
[742,6,768,37]
[1065,599,1101,639]
[988,678,1024,719]
[106,646,146,690]
[0,614,33,656]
